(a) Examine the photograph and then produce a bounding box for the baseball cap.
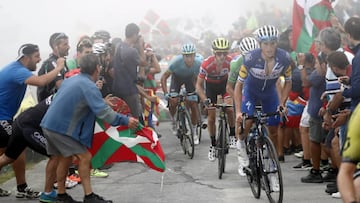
[16,44,39,60]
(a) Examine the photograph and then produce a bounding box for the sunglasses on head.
[77,39,92,49]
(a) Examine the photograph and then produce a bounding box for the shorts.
[309,116,326,144]
[205,80,228,104]
[170,75,196,93]
[43,128,87,158]
[241,89,279,126]
[300,105,310,128]
[5,120,48,160]
[0,120,13,148]
[285,115,301,128]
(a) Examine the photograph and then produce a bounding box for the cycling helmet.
[92,30,111,42]
[181,43,196,54]
[212,37,230,51]
[256,25,279,42]
[239,37,259,54]
[92,43,106,55]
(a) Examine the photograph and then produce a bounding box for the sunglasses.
[77,39,92,49]
[54,33,68,42]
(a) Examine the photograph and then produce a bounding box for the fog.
[0,0,293,66]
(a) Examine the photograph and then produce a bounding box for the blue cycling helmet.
[256,25,279,42]
[182,43,196,54]
[239,37,259,54]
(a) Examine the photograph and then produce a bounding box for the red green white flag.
[89,120,166,172]
[292,0,334,53]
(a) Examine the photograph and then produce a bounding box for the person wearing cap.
[37,32,70,102]
[0,43,65,198]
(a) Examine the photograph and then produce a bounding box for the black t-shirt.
[37,54,68,101]
[16,95,52,129]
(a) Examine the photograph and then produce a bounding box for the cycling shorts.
[170,75,196,93]
[5,120,49,160]
[241,89,279,126]
[205,80,229,104]
[342,105,360,164]
[0,120,13,148]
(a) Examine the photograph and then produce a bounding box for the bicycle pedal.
[201,123,207,129]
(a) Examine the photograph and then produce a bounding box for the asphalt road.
[0,121,342,203]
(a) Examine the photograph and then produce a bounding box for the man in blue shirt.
[0,43,65,199]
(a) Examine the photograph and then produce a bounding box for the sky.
[0,0,293,66]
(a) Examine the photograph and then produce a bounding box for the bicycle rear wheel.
[181,110,194,159]
[261,132,283,203]
[217,120,226,179]
[245,136,261,199]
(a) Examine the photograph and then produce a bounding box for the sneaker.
[331,191,341,199]
[68,173,81,184]
[238,165,246,177]
[229,136,236,149]
[98,163,114,170]
[54,178,78,189]
[301,168,323,183]
[90,169,109,178]
[16,186,40,199]
[325,184,338,194]
[208,146,216,161]
[323,168,338,182]
[193,134,199,145]
[0,188,11,197]
[39,190,57,203]
[56,193,82,203]
[278,155,285,162]
[269,174,280,192]
[84,193,113,203]
[320,163,331,172]
[294,151,303,158]
[293,162,312,170]
[237,146,249,167]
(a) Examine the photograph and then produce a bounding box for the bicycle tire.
[217,120,225,179]
[261,131,283,203]
[182,110,195,159]
[245,135,261,199]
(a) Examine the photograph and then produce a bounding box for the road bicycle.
[170,91,195,159]
[214,103,233,179]
[242,105,286,203]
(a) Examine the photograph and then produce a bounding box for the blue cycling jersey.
[238,48,292,93]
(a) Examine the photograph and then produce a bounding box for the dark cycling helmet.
[92,30,111,42]
[256,25,279,42]
[181,43,196,54]
[212,37,230,51]
[92,43,107,55]
[239,37,259,54]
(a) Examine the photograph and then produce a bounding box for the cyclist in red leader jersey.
[196,37,236,162]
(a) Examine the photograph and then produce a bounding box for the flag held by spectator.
[292,0,334,53]
[89,120,165,172]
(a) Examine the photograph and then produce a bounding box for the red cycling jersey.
[198,55,232,84]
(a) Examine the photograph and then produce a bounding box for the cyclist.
[161,43,203,144]
[226,37,259,149]
[196,37,236,161]
[234,25,292,182]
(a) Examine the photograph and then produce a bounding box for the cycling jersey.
[227,54,243,86]
[198,55,232,84]
[238,48,291,92]
[342,104,360,164]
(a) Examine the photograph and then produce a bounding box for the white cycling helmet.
[239,37,259,54]
[92,43,106,55]
[256,25,279,42]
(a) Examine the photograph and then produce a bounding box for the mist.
[0,0,294,66]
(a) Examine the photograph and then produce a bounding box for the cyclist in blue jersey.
[161,43,203,144]
[234,25,292,180]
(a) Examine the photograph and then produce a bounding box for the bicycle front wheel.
[181,110,195,159]
[245,136,261,199]
[217,120,226,179]
[261,133,283,203]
